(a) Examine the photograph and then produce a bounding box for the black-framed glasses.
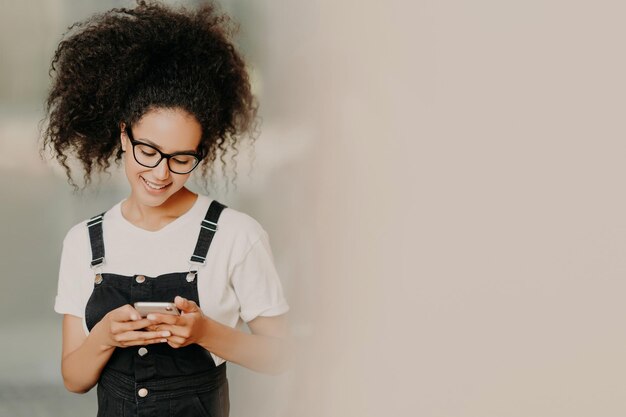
[124,127,203,174]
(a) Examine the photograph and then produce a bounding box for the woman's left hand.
[144,295,208,348]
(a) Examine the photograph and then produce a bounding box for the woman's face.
[120,108,202,208]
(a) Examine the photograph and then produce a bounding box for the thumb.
[175,295,199,313]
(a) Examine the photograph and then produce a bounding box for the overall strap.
[87,212,106,267]
[190,200,227,264]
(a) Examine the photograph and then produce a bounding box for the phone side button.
[138,347,148,357]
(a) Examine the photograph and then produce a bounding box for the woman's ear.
[119,122,127,151]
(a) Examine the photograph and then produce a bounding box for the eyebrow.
[127,128,199,154]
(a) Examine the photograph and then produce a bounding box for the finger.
[111,318,154,334]
[114,330,171,343]
[145,313,180,325]
[166,335,187,348]
[151,324,188,338]
[110,304,143,322]
[120,337,169,347]
[114,332,167,347]
[143,324,169,332]
[174,296,199,314]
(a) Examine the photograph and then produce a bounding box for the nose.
[152,157,171,180]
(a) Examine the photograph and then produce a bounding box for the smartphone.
[134,302,180,318]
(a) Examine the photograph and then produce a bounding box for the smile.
[141,176,170,191]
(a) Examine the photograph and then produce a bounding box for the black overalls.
[84,200,229,417]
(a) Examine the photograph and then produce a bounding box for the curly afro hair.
[42,0,257,189]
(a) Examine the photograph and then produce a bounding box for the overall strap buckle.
[189,200,227,265]
[87,212,106,268]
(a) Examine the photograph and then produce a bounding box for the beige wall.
[290,1,626,416]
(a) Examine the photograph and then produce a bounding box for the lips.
[141,176,171,191]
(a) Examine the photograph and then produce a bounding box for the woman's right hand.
[94,304,171,349]
[60,308,169,393]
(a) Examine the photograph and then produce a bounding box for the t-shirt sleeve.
[230,230,290,323]
[54,225,89,318]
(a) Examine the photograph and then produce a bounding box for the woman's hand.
[144,296,208,348]
[59,307,172,394]
[143,297,292,374]
[95,304,172,349]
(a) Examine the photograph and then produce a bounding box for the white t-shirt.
[54,195,290,366]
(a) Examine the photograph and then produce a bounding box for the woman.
[43,2,291,416]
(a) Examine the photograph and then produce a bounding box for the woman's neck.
[121,187,198,231]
